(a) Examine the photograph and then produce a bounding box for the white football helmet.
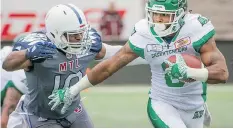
[45,4,91,55]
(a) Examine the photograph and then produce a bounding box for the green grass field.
[81,84,233,128]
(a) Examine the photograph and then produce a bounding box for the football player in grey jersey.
[2,4,147,128]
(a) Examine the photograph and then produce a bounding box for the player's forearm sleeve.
[97,43,148,66]
[187,67,209,82]
[70,75,93,96]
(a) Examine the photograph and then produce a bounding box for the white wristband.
[187,67,209,82]
[70,75,93,96]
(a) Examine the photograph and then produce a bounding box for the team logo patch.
[74,104,82,113]
[174,37,191,48]
[146,44,163,52]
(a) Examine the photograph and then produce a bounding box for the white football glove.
[48,88,75,114]
[164,54,189,81]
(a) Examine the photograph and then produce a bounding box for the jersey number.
[161,62,185,87]
[53,71,83,91]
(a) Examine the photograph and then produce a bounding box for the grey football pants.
[8,101,94,128]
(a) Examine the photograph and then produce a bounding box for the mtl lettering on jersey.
[59,59,80,72]
[38,50,94,94]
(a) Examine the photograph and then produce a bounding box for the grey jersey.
[13,29,102,119]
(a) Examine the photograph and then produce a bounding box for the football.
[165,54,202,82]
[166,54,202,68]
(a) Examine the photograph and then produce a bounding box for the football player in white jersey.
[48,0,229,128]
[1,34,28,127]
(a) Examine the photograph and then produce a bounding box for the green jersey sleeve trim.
[193,29,216,53]
[128,40,145,59]
[1,80,23,105]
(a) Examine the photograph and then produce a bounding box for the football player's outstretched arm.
[2,50,31,71]
[200,37,229,84]
[95,43,147,66]
[3,41,56,71]
[90,42,139,84]
[70,42,139,94]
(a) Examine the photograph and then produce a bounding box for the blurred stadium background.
[1,0,233,128]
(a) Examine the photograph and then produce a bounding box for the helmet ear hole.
[62,33,69,41]
[63,11,67,15]
[50,32,55,38]
[61,35,68,43]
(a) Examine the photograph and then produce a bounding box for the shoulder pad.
[182,13,215,35]
[132,19,154,41]
[183,13,215,52]
[13,31,49,51]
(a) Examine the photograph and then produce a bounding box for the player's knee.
[7,87,22,95]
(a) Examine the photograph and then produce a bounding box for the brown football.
[166,54,202,82]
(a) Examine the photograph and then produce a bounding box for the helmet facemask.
[145,0,187,37]
[58,25,92,56]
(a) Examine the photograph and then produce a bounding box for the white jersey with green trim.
[129,13,215,110]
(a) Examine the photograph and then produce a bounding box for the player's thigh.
[147,98,186,128]
[7,111,29,128]
[7,96,30,128]
[180,105,205,128]
[26,114,62,128]
[7,110,61,128]
[68,102,94,128]
[36,121,63,128]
